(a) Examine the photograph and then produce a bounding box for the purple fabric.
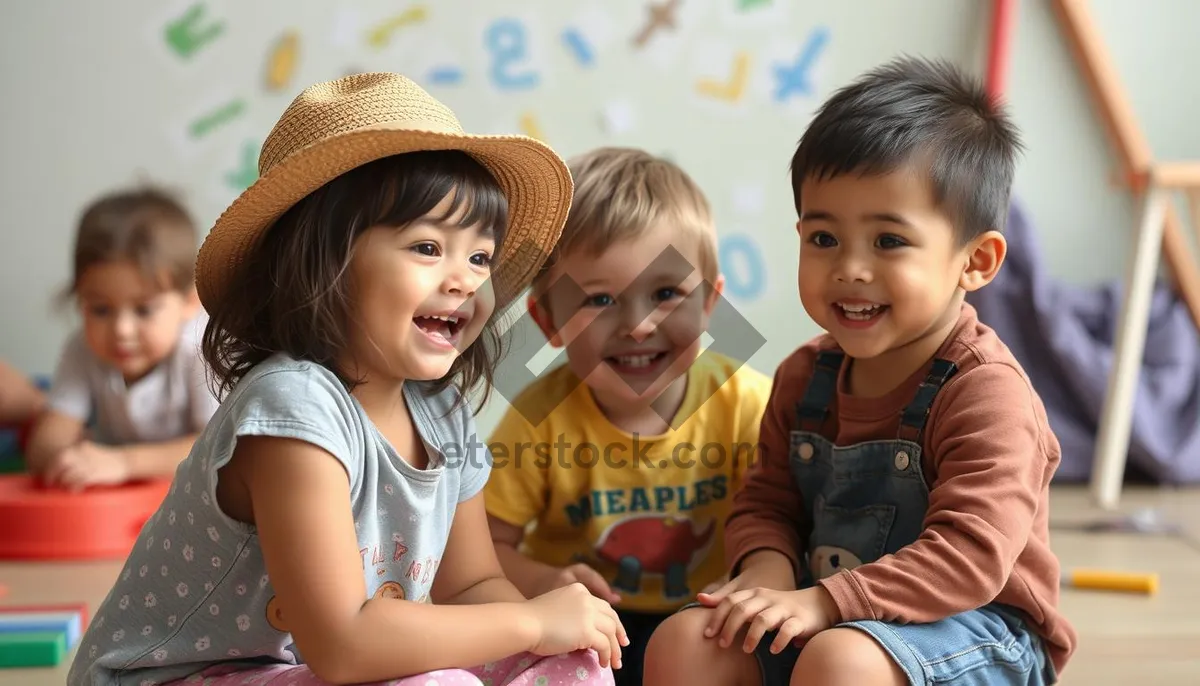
[965,201,1200,483]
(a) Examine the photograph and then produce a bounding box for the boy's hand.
[700,549,797,599]
[42,441,130,491]
[697,586,840,655]
[537,563,621,605]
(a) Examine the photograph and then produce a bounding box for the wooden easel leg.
[1091,187,1171,509]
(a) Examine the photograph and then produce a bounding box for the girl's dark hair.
[201,150,509,412]
[790,55,1023,243]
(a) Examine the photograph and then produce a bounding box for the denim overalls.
[788,349,953,585]
[742,349,1055,685]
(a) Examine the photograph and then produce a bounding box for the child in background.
[485,147,773,686]
[26,188,218,491]
[68,72,624,686]
[643,57,1077,685]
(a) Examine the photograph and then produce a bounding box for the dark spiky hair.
[790,55,1023,241]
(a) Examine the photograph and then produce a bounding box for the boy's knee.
[643,608,760,686]
[790,628,905,686]
[645,608,708,658]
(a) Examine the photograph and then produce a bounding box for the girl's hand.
[522,582,629,669]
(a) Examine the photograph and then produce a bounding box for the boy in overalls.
[642,56,1078,685]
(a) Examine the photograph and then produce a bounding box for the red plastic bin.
[0,474,171,561]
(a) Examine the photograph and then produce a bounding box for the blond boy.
[485,147,773,686]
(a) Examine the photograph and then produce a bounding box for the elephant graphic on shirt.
[593,515,716,599]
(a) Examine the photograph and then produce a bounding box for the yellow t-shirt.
[484,352,774,614]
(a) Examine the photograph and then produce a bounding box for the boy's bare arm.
[489,515,620,603]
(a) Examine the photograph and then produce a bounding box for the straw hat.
[195,72,573,310]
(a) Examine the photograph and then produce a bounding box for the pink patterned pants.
[167,649,615,685]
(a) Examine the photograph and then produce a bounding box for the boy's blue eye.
[877,234,907,249]
[654,287,681,301]
[584,294,614,308]
[809,232,837,248]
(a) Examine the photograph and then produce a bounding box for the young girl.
[67,73,626,686]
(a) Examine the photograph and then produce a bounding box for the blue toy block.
[0,610,82,648]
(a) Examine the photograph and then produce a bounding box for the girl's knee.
[790,628,905,686]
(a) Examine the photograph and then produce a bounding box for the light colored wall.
[0,0,1193,436]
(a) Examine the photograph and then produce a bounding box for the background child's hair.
[200,150,509,408]
[60,186,198,306]
[531,146,717,295]
[790,55,1024,242]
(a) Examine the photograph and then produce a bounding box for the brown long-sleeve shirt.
[725,303,1077,676]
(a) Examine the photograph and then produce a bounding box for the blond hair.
[531,147,718,293]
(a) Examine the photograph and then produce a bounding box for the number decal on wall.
[719,235,766,301]
[486,19,539,90]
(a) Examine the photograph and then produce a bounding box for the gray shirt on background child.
[66,354,492,686]
[46,312,219,444]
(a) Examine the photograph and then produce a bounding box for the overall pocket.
[807,495,896,580]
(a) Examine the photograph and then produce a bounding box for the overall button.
[798,442,814,461]
[894,450,910,470]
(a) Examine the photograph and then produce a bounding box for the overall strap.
[794,350,844,431]
[897,358,958,443]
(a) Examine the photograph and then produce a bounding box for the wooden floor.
[1048,484,1200,683]
[1,484,1198,684]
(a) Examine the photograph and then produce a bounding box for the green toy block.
[0,630,67,668]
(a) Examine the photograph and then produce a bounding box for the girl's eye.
[877,234,907,249]
[809,232,837,248]
[470,252,492,267]
[413,243,438,256]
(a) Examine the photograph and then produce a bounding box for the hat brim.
[195,122,572,311]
